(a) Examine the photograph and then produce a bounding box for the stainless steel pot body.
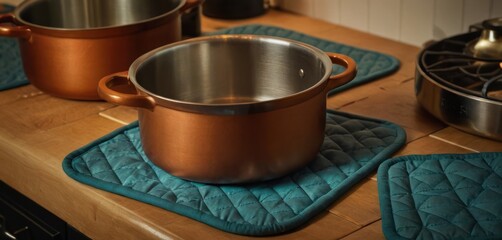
[98,35,357,183]
[415,65,502,141]
[0,0,200,100]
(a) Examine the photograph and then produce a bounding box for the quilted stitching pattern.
[0,4,29,91]
[212,24,400,94]
[378,153,502,240]
[64,110,406,235]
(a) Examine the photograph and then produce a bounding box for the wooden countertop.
[1,9,501,240]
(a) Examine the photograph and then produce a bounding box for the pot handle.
[326,52,357,91]
[0,14,31,39]
[180,0,203,12]
[98,71,156,111]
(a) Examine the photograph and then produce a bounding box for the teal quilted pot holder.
[0,38,28,90]
[63,110,406,236]
[0,4,29,91]
[378,153,502,240]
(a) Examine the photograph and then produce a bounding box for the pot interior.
[134,36,330,105]
[18,0,182,29]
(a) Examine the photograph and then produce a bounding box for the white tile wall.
[368,0,401,40]
[279,0,502,47]
[313,0,341,24]
[279,0,315,16]
[462,0,491,32]
[491,0,502,17]
[340,0,369,32]
[400,0,434,46]
[433,0,463,40]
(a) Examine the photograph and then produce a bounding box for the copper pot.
[0,0,200,100]
[98,35,357,184]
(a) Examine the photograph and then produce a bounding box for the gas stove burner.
[481,62,502,99]
[415,30,502,141]
[420,31,502,102]
[465,17,502,59]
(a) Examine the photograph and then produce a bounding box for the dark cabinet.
[0,181,89,240]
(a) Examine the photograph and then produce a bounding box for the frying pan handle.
[98,71,156,111]
[0,14,31,39]
[326,53,357,91]
[180,0,203,12]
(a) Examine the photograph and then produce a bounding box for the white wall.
[276,0,502,46]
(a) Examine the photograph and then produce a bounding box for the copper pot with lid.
[98,35,357,184]
[0,0,201,100]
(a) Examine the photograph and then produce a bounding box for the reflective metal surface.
[416,66,502,140]
[131,35,333,114]
[466,17,502,59]
[416,29,502,141]
[16,0,182,29]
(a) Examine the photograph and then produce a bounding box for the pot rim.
[13,0,185,36]
[128,34,334,115]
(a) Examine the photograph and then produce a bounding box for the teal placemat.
[0,38,28,90]
[212,24,400,95]
[0,4,29,91]
[378,153,502,240]
[63,110,406,236]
